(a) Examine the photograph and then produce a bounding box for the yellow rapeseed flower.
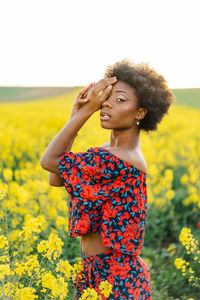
[41,271,68,299]
[55,216,68,231]
[15,287,38,300]
[166,189,175,200]
[174,258,186,270]
[72,257,84,282]
[7,229,21,242]
[0,264,12,280]
[80,287,98,300]
[180,174,189,185]
[0,235,8,249]
[179,227,198,253]
[21,217,43,240]
[3,168,13,182]
[56,259,73,280]
[37,240,49,254]
[0,254,10,263]
[99,280,113,298]
[37,233,63,262]
[2,282,15,297]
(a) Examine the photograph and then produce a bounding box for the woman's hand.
[70,83,96,118]
[82,77,117,113]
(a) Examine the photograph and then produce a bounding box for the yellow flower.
[0,254,10,263]
[179,227,198,253]
[174,258,186,270]
[41,271,68,299]
[22,217,43,240]
[3,168,13,182]
[166,189,175,200]
[189,267,194,274]
[80,287,98,300]
[37,240,49,254]
[180,174,188,185]
[99,280,113,298]
[56,259,73,280]
[37,233,63,262]
[7,229,21,242]
[15,262,26,276]
[3,282,15,297]
[41,271,55,290]
[72,258,84,282]
[0,264,12,280]
[0,235,8,249]
[15,287,38,300]
[55,216,68,231]
[14,255,40,277]
[0,182,8,200]
[164,169,174,181]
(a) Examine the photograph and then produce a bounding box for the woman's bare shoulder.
[100,142,110,148]
[100,143,147,173]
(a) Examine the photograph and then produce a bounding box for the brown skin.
[100,80,147,156]
[40,77,147,256]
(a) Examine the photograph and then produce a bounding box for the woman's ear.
[137,108,147,120]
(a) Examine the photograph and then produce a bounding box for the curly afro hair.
[104,58,176,132]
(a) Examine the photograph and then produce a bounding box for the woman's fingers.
[80,83,96,99]
[78,78,116,98]
[98,85,113,103]
[76,78,116,109]
[78,83,94,97]
[94,77,117,94]
[77,83,96,103]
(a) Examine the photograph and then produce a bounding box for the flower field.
[0,88,200,299]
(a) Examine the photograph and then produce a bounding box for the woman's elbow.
[48,172,64,187]
[40,156,60,174]
[40,156,49,170]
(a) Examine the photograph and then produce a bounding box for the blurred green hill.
[0,87,199,109]
[172,88,200,109]
[0,87,79,103]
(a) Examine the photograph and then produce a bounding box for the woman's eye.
[105,97,126,101]
[116,98,126,102]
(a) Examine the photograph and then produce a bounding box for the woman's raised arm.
[40,77,117,175]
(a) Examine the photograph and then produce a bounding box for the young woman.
[40,58,175,299]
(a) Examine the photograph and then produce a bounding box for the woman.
[40,58,175,299]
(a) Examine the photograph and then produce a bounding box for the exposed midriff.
[80,232,110,256]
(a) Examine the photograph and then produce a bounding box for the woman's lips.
[100,111,111,120]
[100,114,111,121]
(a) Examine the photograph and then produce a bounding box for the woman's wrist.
[70,108,78,119]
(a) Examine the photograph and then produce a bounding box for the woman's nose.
[102,97,112,107]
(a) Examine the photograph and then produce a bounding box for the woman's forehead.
[112,80,137,97]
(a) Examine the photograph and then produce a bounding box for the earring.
[136,120,140,125]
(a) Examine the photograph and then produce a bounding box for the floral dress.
[58,146,152,299]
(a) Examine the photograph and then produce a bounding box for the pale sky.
[0,0,199,88]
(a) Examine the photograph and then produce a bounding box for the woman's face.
[100,80,141,130]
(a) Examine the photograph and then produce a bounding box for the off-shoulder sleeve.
[58,146,124,191]
[58,147,123,237]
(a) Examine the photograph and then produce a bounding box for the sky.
[0,0,199,88]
